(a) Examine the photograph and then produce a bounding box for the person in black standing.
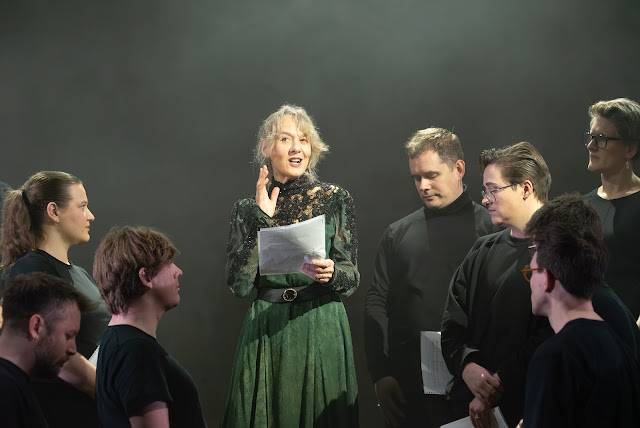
[364,128,496,428]
[93,226,207,428]
[441,142,554,428]
[521,214,640,427]
[0,273,91,428]
[582,97,640,319]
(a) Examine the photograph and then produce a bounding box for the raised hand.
[255,165,280,217]
[301,258,335,283]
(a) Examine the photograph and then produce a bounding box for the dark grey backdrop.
[2,0,639,425]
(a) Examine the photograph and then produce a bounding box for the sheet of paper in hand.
[258,214,326,275]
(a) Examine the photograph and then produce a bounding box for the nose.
[87,208,95,221]
[174,264,183,277]
[420,178,432,191]
[289,137,301,153]
[68,340,77,356]
[586,136,598,151]
[481,193,491,206]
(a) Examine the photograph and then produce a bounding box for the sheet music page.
[420,331,453,395]
[258,215,326,275]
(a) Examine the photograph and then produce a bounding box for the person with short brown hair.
[365,127,496,427]
[93,226,206,428]
[0,272,92,427]
[441,142,554,428]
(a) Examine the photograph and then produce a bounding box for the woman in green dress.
[222,104,360,427]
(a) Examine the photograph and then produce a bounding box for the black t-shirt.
[96,325,207,428]
[0,357,49,427]
[524,319,640,428]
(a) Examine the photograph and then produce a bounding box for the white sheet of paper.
[439,407,508,428]
[420,331,453,394]
[258,215,326,275]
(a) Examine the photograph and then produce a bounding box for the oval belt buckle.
[282,288,297,302]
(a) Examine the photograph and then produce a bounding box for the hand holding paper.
[301,258,334,283]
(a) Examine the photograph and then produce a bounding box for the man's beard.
[33,336,68,379]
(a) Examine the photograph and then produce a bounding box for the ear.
[521,180,534,200]
[543,269,556,293]
[28,314,45,341]
[454,160,466,180]
[138,268,153,289]
[46,202,59,223]
[626,142,638,161]
[260,139,271,159]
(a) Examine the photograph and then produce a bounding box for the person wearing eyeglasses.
[522,194,640,360]
[582,98,640,320]
[441,142,554,428]
[520,214,640,427]
[364,128,497,428]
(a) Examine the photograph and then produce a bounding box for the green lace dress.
[222,174,360,427]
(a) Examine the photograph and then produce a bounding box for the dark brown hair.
[479,142,551,203]
[93,226,179,315]
[1,272,92,331]
[0,171,82,267]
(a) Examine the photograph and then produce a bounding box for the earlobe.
[544,270,555,293]
[260,139,271,158]
[28,314,45,341]
[46,202,59,224]
[455,160,466,180]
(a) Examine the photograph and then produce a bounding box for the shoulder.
[385,208,424,236]
[103,326,164,359]
[9,251,59,276]
[315,182,353,200]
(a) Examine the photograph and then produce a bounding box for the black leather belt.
[257,285,334,303]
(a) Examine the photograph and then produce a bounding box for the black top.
[592,282,640,359]
[584,189,640,317]
[524,319,640,428]
[0,357,49,428]
[96,325,207,428]
[364,189,497,393]
[441,229,554,426]
[0,250,110,357]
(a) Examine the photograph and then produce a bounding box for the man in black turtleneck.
[364,128,497,428]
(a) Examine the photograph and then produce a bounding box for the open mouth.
[289,158,302,165]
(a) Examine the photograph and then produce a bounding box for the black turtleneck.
[364,188,497,390]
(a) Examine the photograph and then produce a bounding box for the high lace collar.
[269,174,315,193]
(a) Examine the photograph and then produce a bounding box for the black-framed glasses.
[521,265,544,283]
[527,244,537,258]
[481,184,515,203]
[584,131,631,149]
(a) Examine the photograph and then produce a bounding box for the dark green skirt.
[222,293,359,427]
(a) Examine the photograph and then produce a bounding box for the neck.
[37,230,71,264]
[547,298,601,333]
[0,333,36,376]
[108,301,163,338]
[509,199,544,239]
[599,168,640,199]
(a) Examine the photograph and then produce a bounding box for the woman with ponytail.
[0,171,109,428]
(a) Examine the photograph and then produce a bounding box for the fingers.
[301,260,334,283]
[270,186,280,203]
